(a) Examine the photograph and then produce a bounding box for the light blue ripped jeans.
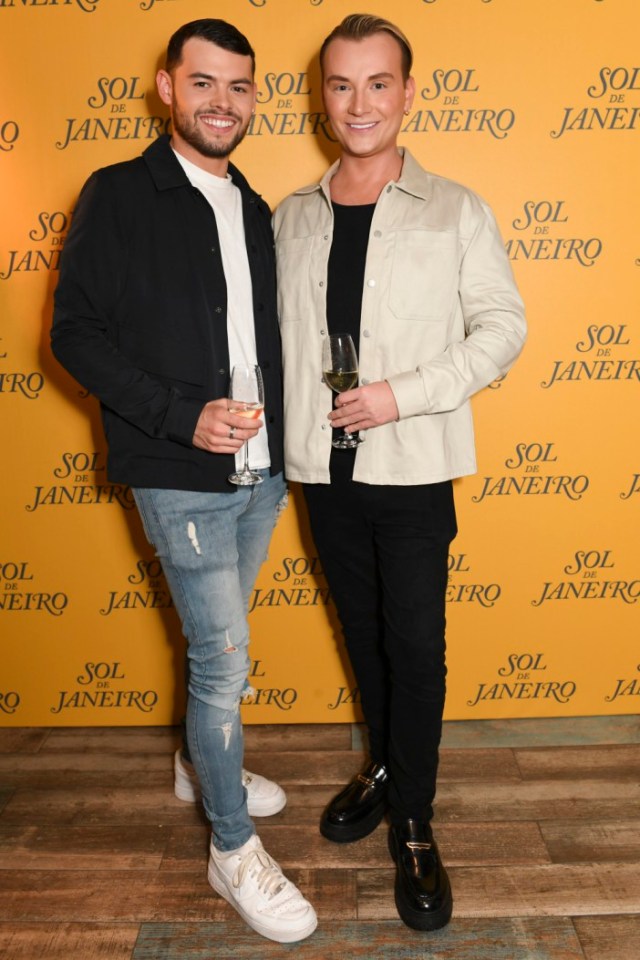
[133,471,287,851]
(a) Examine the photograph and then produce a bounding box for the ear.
[156,69,173,107]
[404,75,416,114]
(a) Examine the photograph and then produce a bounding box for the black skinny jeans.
[303,478,457,824]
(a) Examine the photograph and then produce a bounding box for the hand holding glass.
[322,333,363,449]
[228,364,264,486]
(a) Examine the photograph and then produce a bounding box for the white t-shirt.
[174,150,270,469]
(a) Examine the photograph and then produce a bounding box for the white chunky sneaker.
[208,834,317,943]
[240,769,287,817]
[173,750,287,816]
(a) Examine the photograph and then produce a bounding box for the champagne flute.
[322,333,364,449]
[228,364,264,486]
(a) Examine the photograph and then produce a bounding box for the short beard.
[171,103,249,159]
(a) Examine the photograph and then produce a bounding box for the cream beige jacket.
[273,149,526,485]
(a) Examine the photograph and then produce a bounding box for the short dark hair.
[320,13,413,81]
[165,19,256,75]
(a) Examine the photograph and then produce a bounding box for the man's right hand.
[192,398,263,454]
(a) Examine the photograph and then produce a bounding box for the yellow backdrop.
[1,0,638,727]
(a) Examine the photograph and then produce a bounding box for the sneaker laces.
[234,847,290,901]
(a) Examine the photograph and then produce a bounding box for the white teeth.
[202,117,234,129]
[349,122,376,130]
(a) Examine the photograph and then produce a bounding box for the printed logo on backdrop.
[241,659,298,711]
[55,76,171,151]
[403,66,515,140]
[328,685,361,711]
[446,552,501,607]
[542,322,638,388]
[244,0,324,7]
[472,442,589,504]
[240,0,502,6]
[25,451,135,511]
[605,661,640,704]
[0,0,99,10]
[50,661,158,715]
[0,210,71,281]
[0,690,20,715]
[0,120,19,151]
[139,0,179,11]
[140,1,331,8]
[249,555,330,613]
[249,69,333,140]
[100,559,173,615]
[0,561,68,615]
[532,549,639,606]
[551,66,640,138]
[506,201,602,267]
[0,339,44,398]
[620,473,640,500]
[467,652,577,707]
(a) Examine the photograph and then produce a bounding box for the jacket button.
[215,306,223,313]
[218,368,226,375]
[363,329,371,337]
[269,416,275,424]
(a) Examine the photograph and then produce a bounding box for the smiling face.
[322,33,415,163]
[157,37,256,174]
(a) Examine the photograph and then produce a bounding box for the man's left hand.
[329,380,399,432]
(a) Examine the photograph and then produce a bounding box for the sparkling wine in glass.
[322,333,363,449]
[228,364,264,486]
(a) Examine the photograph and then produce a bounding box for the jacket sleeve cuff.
[162,396,205,448]
[386,370,430,420]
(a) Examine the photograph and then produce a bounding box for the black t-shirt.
[326,201,376,481]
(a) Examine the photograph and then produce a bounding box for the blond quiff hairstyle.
[319,13,413,81]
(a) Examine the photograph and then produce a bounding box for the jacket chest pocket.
[388,230,459,321]
[275,236,313,323]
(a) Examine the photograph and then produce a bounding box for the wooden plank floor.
[1,717,639,959]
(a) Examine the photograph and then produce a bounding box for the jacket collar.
[142,134,256,199]
[293,148,433,205]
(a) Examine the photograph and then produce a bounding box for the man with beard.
[51,19,316,944]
